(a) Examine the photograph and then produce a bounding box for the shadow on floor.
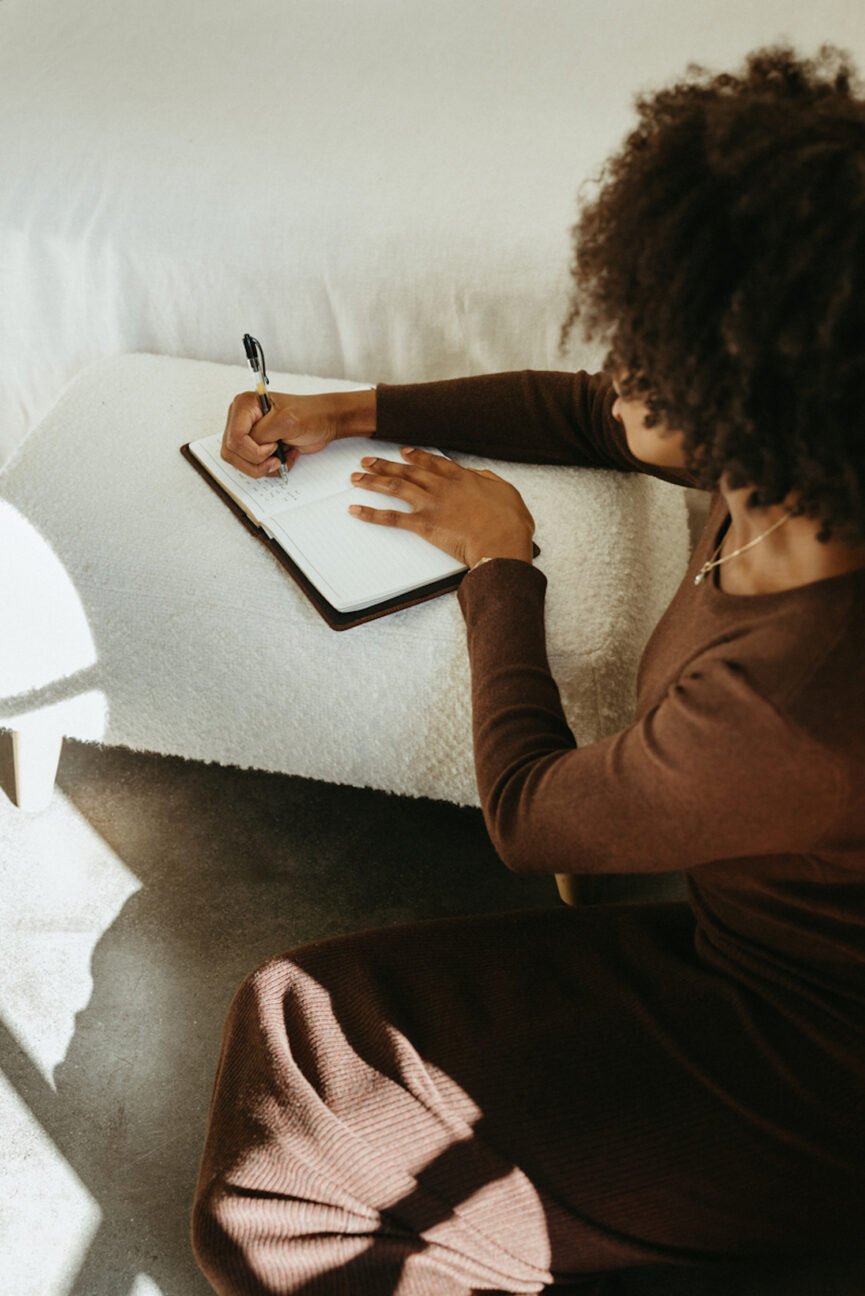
[2,736,861,1296]
[0,736,558,1296]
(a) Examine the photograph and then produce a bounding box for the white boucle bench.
[0,354,690,813]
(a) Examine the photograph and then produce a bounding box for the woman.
[192,45,865,1294]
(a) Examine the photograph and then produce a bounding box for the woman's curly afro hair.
[559,44,865,543]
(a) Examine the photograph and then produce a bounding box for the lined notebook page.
[188,433,439,523]
[189,435,295,522]
[189,433,386,522]
[268,488,465,612]
[188,431,466,612]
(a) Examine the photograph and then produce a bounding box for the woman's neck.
[718,481,865,595]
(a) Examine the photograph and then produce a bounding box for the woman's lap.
[192,903,865,1294]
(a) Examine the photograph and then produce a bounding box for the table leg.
[554,874,581,906]
[12,723,63,811]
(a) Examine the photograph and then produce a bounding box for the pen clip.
[242,333,269,388]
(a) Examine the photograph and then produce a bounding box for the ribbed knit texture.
[192,370,865,1293]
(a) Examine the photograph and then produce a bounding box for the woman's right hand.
[220,390,373,478]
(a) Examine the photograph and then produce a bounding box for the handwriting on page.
[192,433,440,520]
[192,434,336,514]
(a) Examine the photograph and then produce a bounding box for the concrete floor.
[0,735,568,1296]
[2,735,863,1296]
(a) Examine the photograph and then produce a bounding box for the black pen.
[242,333,288,479]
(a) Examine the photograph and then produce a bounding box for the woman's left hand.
[348,447,535,568]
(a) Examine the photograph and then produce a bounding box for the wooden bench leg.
[12,723,63,812]
[555,874,582,906]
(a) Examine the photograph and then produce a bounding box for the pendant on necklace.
[694,566,708,586]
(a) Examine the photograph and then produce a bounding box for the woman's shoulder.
[695,560,864,767]
[659,490,864,763]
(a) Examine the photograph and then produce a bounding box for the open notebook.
[183,433,467,628]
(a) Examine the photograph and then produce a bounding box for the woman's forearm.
[373,370,627,467]
[333,388,378,438]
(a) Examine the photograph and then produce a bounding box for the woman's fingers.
[221,393,281,475]
[221,443,282,477]
[358,453,440,485]
[347,455,430,527]
[221,447,282,477]
[400,446,460,476]
[347,503,417,529]
[350,465,425,504]
[347,445,534,567]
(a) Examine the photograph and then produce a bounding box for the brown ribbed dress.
[192,371,865,1295]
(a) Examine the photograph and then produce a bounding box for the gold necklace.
[694,507,797,586]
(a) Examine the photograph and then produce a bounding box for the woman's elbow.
[481,789,550,875]
[477,749,576,868]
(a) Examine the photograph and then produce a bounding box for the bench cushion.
[0,354,689,806]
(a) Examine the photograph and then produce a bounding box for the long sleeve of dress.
[376,369,696,489]
[457,559,844,876]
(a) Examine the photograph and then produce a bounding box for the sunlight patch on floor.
[0,1066,100,1296]
[0,788,140,1086]
[128,1274,165,1296]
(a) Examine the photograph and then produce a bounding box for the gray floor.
[0,735,569,1296]
[2,736,863,1296]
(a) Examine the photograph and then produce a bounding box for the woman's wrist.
[467,541,534,569]
[333,388,377,439]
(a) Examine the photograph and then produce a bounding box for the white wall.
[2,0,863,465]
